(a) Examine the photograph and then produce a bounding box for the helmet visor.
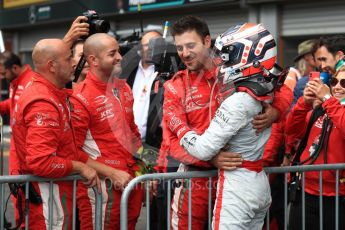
[212,42,244,67]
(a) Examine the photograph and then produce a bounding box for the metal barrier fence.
[120,163,345,230]
[0,174,102,230]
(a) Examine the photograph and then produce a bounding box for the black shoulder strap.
[292,105,325,165]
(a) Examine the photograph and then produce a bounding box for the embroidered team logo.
[35,113,46,126]
[34,113,58,127]
[94,95,108,105]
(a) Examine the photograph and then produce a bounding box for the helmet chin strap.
[251,60,288,87]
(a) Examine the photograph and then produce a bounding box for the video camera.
[82,10,110,37]
[147,37,182,79]
[118,31,141,55]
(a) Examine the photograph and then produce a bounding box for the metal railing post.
[93,187,103,230]
[208,177,212,230]
[0,183,4,230]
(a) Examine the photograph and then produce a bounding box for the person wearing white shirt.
[131,31,162,141]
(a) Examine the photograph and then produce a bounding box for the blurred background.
[0,0,344,140]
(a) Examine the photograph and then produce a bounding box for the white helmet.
[213,23,287,100]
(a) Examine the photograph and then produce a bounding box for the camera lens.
[92,19,110,34]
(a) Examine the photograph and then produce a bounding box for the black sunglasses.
[329,78,345,88]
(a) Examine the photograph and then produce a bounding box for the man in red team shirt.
[70,33,143,230]
[159,15,293,229]
[12,38,132,229]
[0,52,34,175]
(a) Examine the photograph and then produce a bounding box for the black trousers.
[289,192,345,230]
[149,164,179,230]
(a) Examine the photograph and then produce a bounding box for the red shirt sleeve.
[162,79,212,168]
[322,97,345,138]
[285,97,312,138]
[272,84,293,122]
[262,122,284,167]
[0,98,11,115]
[23,101,73,178]
[69,95,100,165]
[163,80,192,141]
[162,117,212,168]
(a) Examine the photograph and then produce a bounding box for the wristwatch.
[322,94,332,103]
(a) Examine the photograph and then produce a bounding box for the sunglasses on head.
[329,77,345,88]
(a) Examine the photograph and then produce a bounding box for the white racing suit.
[180,92,272,230]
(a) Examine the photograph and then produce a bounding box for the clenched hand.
[211,151,243,170]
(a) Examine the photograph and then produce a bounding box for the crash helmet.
[213,23,277,83]
[213,23,290,101]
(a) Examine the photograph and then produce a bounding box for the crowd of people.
[0,13,344,230]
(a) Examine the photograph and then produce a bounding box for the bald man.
[11,39,100,229]
[12,39,133,229]
[70,33,143,230]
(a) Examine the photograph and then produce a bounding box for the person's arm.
[322,98,345,137]
[70,160,100,191]
[273,84,294,120]
[63,16,89,48]
[308,79,345,137]
[0,98,10,115]
[85,158,132,190]
[210,151,242,171]
[180,93,251,161]
[24,101,83,177]
[163,80,192,140]
[262,122,284,167]
[162,79,212,167]
[285,87,314,137]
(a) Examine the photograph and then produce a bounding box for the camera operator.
[63,16,89,49]
[63,11,109,85]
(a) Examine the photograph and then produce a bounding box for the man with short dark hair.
[0,51,34,175]
[313,35,345,74]
[161,15,292,229]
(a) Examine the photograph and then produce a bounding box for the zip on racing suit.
[12,73,89,229]
[161,67,292,230]
[70,72,143,230]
